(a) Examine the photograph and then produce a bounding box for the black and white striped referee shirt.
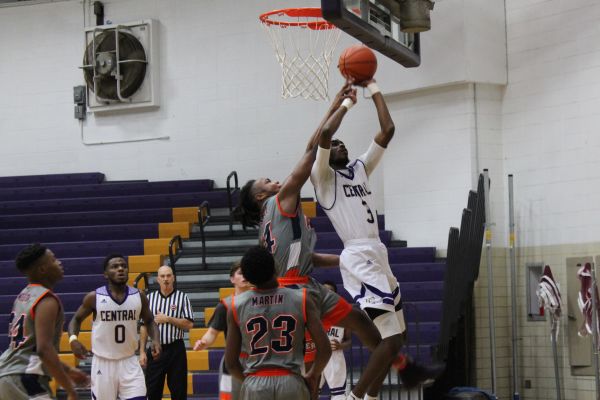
[147,289,194,345]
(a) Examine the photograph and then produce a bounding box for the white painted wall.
[0,0,508,249]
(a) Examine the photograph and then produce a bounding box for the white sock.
[346,392,361,400]
[364,395,378,400]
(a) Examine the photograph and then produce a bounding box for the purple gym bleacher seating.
[0,239,144,261]
[0,179,213,201]
[0,191,234,215]
[0,257,105,277]
[0,209,175,229]
[0,275,105,296]
[0,172,105,188]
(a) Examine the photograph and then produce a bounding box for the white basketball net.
[260,8,341,101]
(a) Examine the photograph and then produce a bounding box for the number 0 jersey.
[232,287,306,375]
[260,195,316,278]
[0,285,63,378]
[92,286,141,360]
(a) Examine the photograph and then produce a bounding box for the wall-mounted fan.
[82,19,159,113]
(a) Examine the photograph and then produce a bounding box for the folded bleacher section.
[0,172,447,399]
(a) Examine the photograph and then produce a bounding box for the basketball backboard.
[321,0,420,67]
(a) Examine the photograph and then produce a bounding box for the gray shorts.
[0,374,52,400]
[240,374,309,400]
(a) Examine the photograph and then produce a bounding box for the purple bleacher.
[0,292,86,315]
[0,172,105,188]
[317,247,436,264]
[0,224,159,245]
[0,257,105,277]
[310,214,385,232]
[208,349,223,370]
[0,191,235,215]
[0,179,214,201]
[0,208,174,229]
[0,275,105,296]
[315,230,392,250]
[311,262,445,284]
[0,335,7,351]
[192,373,219,396]
[0,240,144,261]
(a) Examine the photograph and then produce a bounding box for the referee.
[140,265,194,400]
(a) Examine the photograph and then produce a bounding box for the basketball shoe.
[392,354,445,389]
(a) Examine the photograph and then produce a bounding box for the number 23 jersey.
[92,286,141,360]
[232,287,306,375]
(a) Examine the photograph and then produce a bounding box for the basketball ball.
[338,45,377,83]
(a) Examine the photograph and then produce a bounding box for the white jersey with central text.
[92,286,141,360]
[315,159,379,244]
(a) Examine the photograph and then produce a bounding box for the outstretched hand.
[331,81,357,109]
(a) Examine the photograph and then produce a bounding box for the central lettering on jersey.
[343,183,371,198]
[251,294,284,307]
[99,310,137,321]
[327,327,340,337]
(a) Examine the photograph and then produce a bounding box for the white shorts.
[340,239,406,338]
[91,354,146,400]
[320,350,347,400]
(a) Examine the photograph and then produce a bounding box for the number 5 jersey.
[92,286,141,360]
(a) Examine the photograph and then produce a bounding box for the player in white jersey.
[68,254,161,400]
[311,79,443,398]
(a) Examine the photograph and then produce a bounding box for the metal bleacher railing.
[197,200,211,269]
[226,171,239,235]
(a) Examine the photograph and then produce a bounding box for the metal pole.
[483,169,497,395]
[551,318,562,400]
[508,175,520,400]
[590,261,600,400]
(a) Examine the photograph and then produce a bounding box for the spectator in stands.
[0,244,89,400]
[140,265,194,400]
[193,261,251,400]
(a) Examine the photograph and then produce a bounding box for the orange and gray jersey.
[231,287,307,376]
[0,285,63,378]
[260,195,316,278]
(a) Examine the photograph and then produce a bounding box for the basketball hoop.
[259,8,341,101]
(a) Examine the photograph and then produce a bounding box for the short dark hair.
[232,180,261,228]
[229,261,241,277]
[103,254,126,271]
[323,280,338,293]
[15,243,48,272]
[241,246,275,286]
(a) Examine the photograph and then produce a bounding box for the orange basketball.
[338,45,378,83]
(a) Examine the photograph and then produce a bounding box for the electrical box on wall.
[81,19,159,114]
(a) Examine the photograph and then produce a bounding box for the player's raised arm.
[303,295,332,399]
[140,292,161,360]
[68,290,95,359]
[224,309,244,381]
[277,83,356,214]
[364,79,395,148]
